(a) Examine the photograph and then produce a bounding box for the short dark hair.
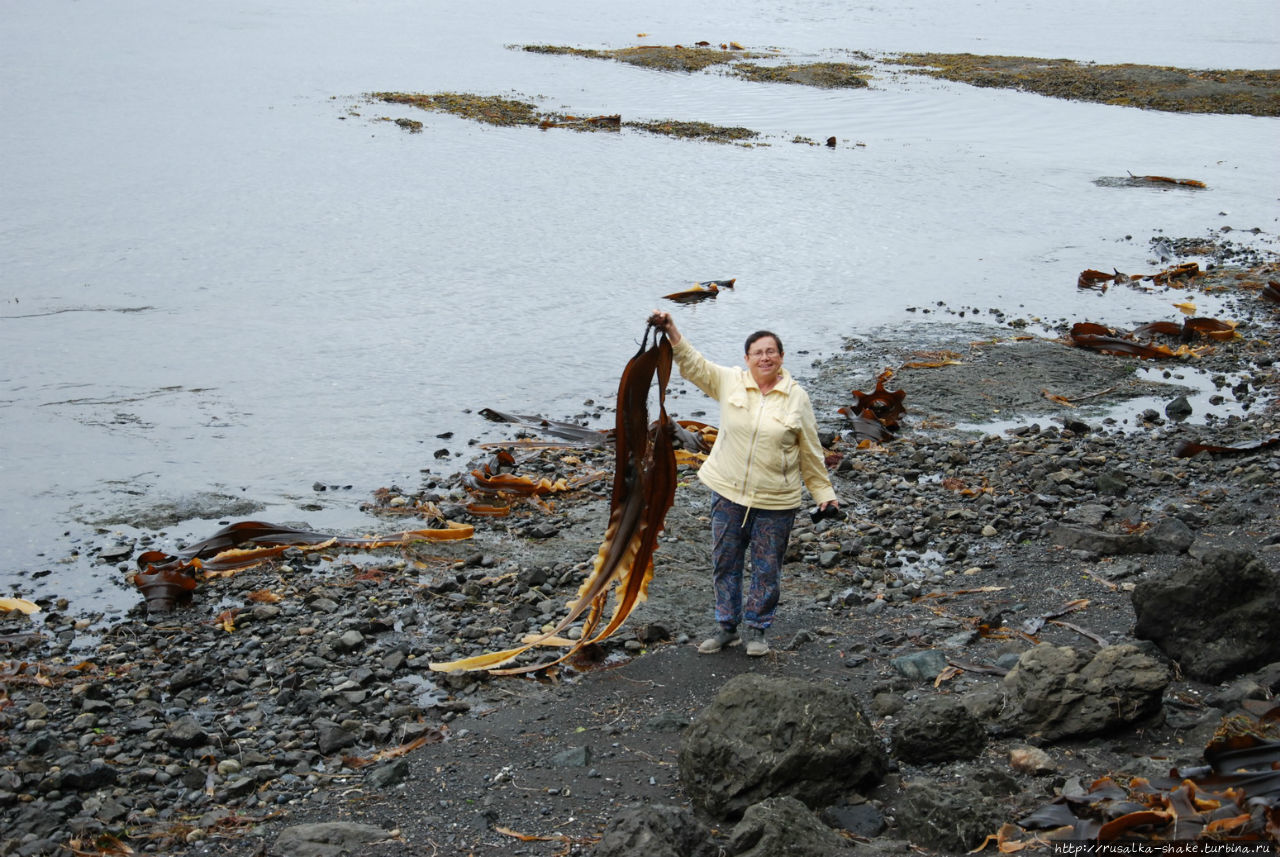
[744,330,783,356]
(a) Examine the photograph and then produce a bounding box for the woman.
[647,310,838,656]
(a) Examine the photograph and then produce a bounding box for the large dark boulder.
[892,694,986,763]
[895,781,1002,853]
[728,796,854,856]
[678,674,887,820]
[590,804,718,857]
[1001,643,1168,740]
[1132,551,1280,683]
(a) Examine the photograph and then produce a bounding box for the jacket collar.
[744,367,794,395]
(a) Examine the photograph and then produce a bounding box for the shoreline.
[2,257,1278,854]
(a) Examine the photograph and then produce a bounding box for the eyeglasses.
[748,348,780,359]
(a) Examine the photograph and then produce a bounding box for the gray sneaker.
[697,628,740,654]
[744,627,769,657]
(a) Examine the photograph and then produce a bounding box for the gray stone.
[60,762,119,792]
[1001,643,1169,740]
[1133,551,1280,683]
[890,649,950,681]
[316,724,358,755]
[820,802,885,837]
[729,796,854,856]
[163,715,208,749]
[1048,516,1193,555]
[334,630,364,652]
[552,745,591,767]
[1096,472,1128,496]
[678,674,886,820]
[895,781,1002,853]
[893,694,986,763]
[644,712,689,733]
[365,758,410,790]
[590,803,718,857]
[272,822,391,857]
[1165,395,1193,420]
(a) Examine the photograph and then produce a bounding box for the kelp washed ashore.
[887,53,1280,117]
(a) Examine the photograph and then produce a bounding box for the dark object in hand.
[810,504,844,524]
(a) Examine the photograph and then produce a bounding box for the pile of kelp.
[130,520,472,614]
[983,707,1280,850]
[1065,319,1236,360]
[839,369,907,444]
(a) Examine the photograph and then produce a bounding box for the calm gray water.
[2,0,1278,614]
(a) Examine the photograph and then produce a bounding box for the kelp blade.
[490,334,676,675]
[432,329,676,675]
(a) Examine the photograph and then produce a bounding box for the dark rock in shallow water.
[1133,550,1280,682]
[1165,394,1193,420]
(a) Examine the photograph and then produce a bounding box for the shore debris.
[1127,172,1208,189]
[478,408,609,446]
[838,369,906,443]
[663,278,736,304]
[1076,262,1204,291]
[985,707,1280,849]
[430,325,677,674]
[131,521,473,613]
[1174,436,1280,458]
[1064,319,1236,359]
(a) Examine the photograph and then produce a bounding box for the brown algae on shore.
[521,43,768,72]
[372,91,760,144]
[888,53,1280,116]
[626,119,758,144]
[731,61,870,89]
[522,43,869,90]
[373,92,550,128]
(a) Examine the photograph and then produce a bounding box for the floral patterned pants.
[709,492,797,632]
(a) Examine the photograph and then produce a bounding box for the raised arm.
[647,310,682,345]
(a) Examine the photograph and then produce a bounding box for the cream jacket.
[673,337,836,510]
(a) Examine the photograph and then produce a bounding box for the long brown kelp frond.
[432,326,677,675]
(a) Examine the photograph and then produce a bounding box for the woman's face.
[745,335,783,387]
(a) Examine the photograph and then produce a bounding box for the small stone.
[1010,746,1055,775]
[335,630,365,651]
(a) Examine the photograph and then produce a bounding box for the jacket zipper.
[739,392,768,526]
